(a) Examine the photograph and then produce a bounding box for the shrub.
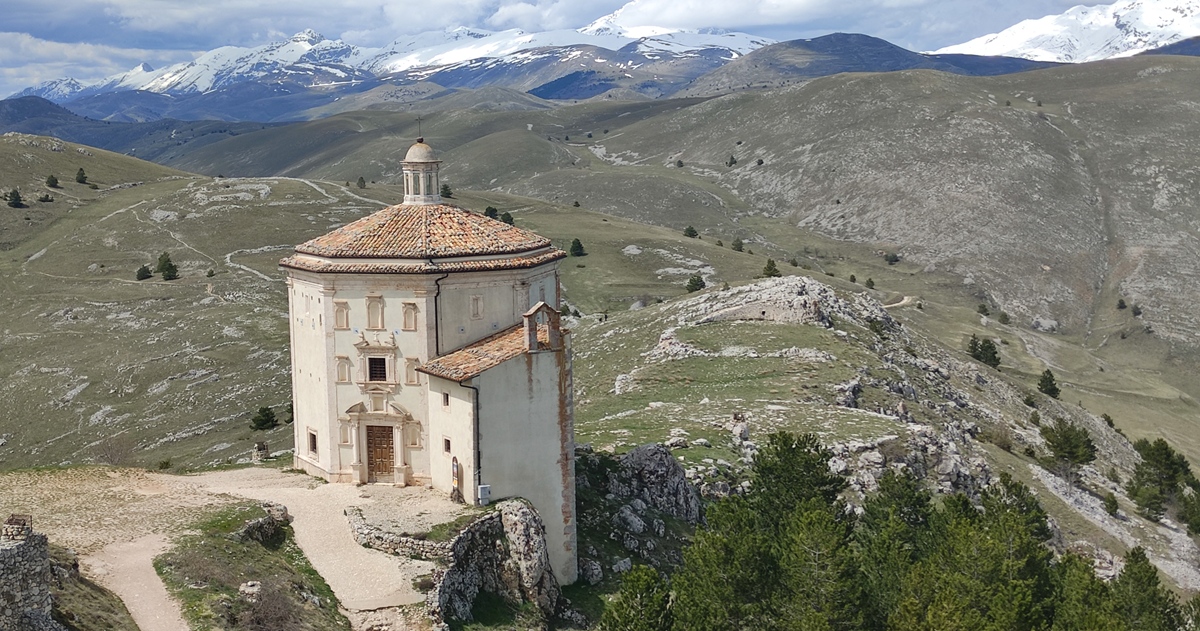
[569,238,586,257]
[1131,304,1142,317]
[998,311,1010,325]
[5,189,23,208]
[484,206,499,219]
[675,159,683,168]
[500,212,514,225]
[37,194,52,202]
[356,176,366,189]
[762,259,782,278]
[864,278,875,289]
[1023,393,1038,408]
[1101,413,1114,428]
[884,253,900,265]
[715,239,723,247]
[683,226,698,238]
[573,200,580,207]
[206,269,215,278]
[76,168,87,184]
[726,155,737,167]
[1038,369,1060,398]
[977,304,990,316]
[1103,492,1119,516]
[685,275,706,293]
[1117,298,1127,310]
[849,274,856,283]
[156,459,172,471]
[250,406,278,430]
[1029,411,1041,426]
[756,158,764,165]
[136,265,152,281]
[161,260,179,281]
[788,258,798,267]
[45,174,58,188]
[730,238,744,252]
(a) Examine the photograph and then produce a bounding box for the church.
[280,139,577,583]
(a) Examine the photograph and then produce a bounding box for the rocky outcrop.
[428,500,561,628]
[607,444,701,524]
[229,501,292,543]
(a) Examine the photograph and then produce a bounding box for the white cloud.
[0,32,198,97]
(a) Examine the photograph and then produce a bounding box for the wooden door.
[366,425,394,483]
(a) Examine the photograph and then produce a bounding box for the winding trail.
[0,466,456,630]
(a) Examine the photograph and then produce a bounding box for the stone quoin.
[280,139,578,583]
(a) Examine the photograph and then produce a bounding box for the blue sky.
[0,0,1085,97]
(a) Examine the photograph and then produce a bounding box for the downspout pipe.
[431,263,449,357]
[460,379,482,501]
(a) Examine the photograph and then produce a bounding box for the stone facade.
[0,519,67,631]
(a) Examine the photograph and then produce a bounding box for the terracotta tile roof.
[418,324,568,382]
[279,249,566,275]
[294,203,552,259]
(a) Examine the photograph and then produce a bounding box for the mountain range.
[935,0,1200,62]
[13,0,1200,124]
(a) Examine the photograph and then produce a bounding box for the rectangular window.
[405,359,420,385]
[470,295,484,320]
[368,357,387,382]
[442,391,451,408]
[336,357,351,383]
[334,301,349,330]
[443,437,451,453]
[402,303,417,331]
[366,296,384,330]
[308,430,318,455]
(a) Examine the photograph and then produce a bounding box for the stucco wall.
[476,338,577,584]
[426,379,477,501]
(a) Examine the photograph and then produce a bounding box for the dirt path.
[0,465,462,630]
[82,535,187,631]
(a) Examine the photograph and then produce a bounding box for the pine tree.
[5,189,22,208]
[155,251,172,273]
[1118,298,1127,310]
[849,274,856,283]
[599,565,673,631]
[440,183,452,198]
[573,200,580,207]
[865,278,875,289]
[136,265,152,280]
[762,259,782,278]
[484,206,499,219]
[685,275,705,293]
[161,260,179,281]
[683,225,699,238]
[356,176,366,189]
[730,238,744,252]
[45,174,58,188]
[1111,547,1183,630]
[250,406,277,430]
[500,212,514,225]
[967,334,980,357]
[569,238,586,257]
[75,168,87,184]
[1040,418,1096,488]
[1038,369,1060,398]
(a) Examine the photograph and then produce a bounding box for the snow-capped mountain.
[9,13,774,104]
[934,0,1200,62]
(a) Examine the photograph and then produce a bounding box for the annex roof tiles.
[294,203,552,260]
[418,324,566,382]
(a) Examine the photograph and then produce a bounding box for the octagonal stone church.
[280,139,577,582]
